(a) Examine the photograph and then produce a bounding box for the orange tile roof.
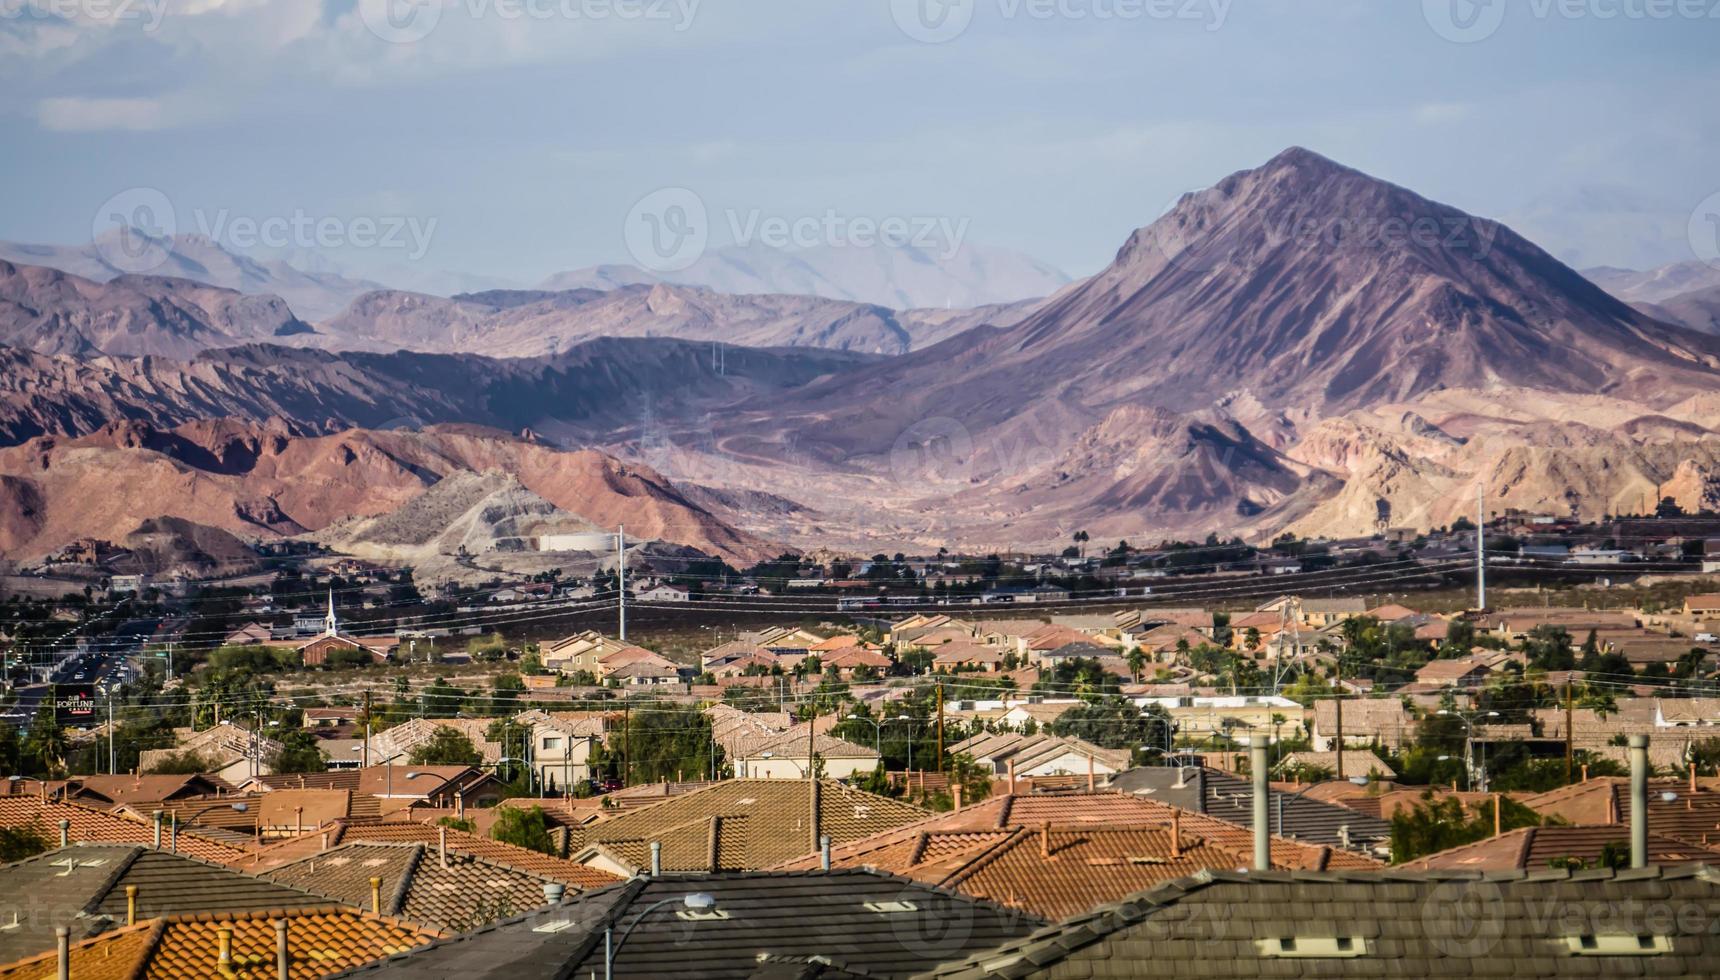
[0,797,249,865]
[0,908,441,979]
[778,792,1382,876]
[1405,825,1720,871]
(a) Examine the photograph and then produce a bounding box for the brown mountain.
[320,282,942,356]
[0,419,770,563]
[1640,284,1720,336]
[0,259,309,359]
[0,337,878,447]
[746,147,1720,466]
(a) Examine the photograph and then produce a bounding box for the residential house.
[1106,766,1391,855]
[1309,698,1416,753]
[947,732,1129,780]
[637,583,692,602]
[138,725,282,784]
[930,641,1008,672]
[1413,655,1495,688]
[341,868,1039,980]
[563,780,929,875]
[915,867,1720,979]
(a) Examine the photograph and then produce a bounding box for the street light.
[1437,709,1500,791]
[605,893,718,980]
[845,713,883,756]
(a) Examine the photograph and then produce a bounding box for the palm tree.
[1126,647,1147,683]
[1073,530,1089,559]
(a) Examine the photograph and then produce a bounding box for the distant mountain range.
[8,147,1720,563]
[1584,261,1720,335]
[538,241,1070,311]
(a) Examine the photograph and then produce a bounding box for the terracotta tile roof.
[260,842,561,931]
[1405,824,1720,870]
[0,797,249,865]
[567,780,928,872]
[776,793,1382,880]
[0,908,441,979]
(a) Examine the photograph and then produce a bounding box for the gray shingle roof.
[335,870,1045,979]
[916,865,1720,978]
[1108,767,1392,853]
[0,844,333,965]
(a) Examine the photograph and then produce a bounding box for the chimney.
[455,793,464,818]
[294,806,303,836]
[58,819,68,848]
[1006,759,1016,795]
[1087,753,1096,793]
[1582,764,1590,783]
[369,877,383,915]
[217,927,234,974]
[820,835,831,871]
[320,832,328,852]
[1493,793,1502,837]
[1250,735,1270,872]
[153,811,162,849]
[438,826,448,869]
[1170,809,1182,859]
[274,919,289,980]
[649,841,662,877]
[1629,734,1649,869]
[1040,821,1051,859]
[542,882,565,904]
[55,927,68,980]
[952,782,963,812]
[126,885,138,926]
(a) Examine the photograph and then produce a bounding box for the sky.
[2,0,1717,284]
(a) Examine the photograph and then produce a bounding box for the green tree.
[21,705,67,777]
[1048,697,1173,755]
[408,727,483,766]
[490,805,557,856]
[270,729,328,774]
[1389,791,1542,863]
[0,827,47,863]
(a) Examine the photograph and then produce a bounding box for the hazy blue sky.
[2,0,1716,282]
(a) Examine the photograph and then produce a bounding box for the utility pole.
[616,525,627,642]
[107,696,115,775]
[622,700,631,788]
[1476,484,1487,611]
[1565,681,1575,784]
[935,682,944,773]
[362,690,372,768]
[1333,692,1344,781]
[806,703,816,782]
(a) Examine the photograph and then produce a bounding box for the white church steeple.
[323,588,338,636]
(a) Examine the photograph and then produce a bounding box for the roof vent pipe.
[1249,734,1270,871]
[543,882,565,904]
[820,835,831,870]
[650,841,662,877]
[1630,734,1649,869]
